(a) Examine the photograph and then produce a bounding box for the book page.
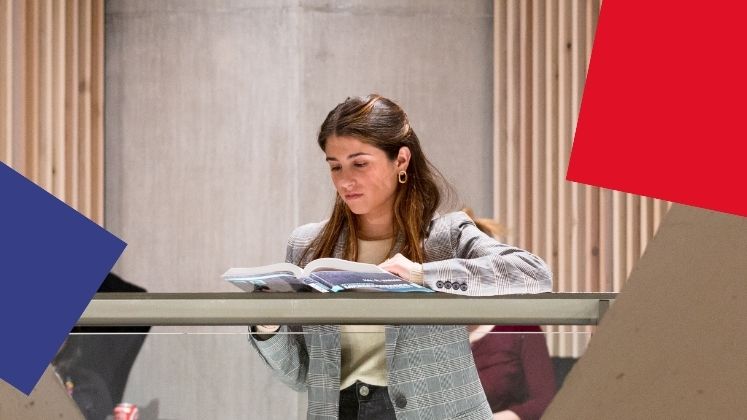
[227,274,318,292]
[222,263,303,279]
[223,263,312,292]
[308,271,433,293]
[303,258,389,276]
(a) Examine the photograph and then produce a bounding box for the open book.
[222,258,432,293]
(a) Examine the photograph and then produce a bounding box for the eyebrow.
[325,152,371,162]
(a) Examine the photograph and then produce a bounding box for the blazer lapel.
[332,225,347,259]
[384,325,401,370]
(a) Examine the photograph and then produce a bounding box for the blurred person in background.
[463,208,556,420]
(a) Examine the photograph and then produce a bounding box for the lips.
[344,193,363,200]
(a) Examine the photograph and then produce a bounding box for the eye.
[353,162,368,168]
[330,166,341,172]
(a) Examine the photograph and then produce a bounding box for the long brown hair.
[305,94,454,264]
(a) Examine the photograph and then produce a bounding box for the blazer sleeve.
[247,230,310,392]
[422,212,553,295]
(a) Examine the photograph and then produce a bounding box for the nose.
[336,170,355,191]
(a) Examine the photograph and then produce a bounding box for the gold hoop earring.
[398,170,408,184]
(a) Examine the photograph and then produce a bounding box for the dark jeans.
[338,381,397,420]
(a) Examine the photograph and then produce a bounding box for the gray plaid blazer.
[250,211,552,420]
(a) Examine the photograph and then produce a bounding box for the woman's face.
[325,135,408,220]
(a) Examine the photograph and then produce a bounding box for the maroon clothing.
[471,326,556,420]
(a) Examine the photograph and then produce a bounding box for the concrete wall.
[104,1,493,418]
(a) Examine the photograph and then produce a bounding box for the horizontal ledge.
[78,292,616,326]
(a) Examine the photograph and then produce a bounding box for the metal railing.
[77,293,616,326]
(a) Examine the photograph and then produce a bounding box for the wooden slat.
[78,0,92,219]
[518,0,532,250]
[654,198,672,233]
[599,188,613,291]
[640,196,654,255]
[90,0,104,225]
[543,0,560,356]
[625,194,641,278]
[569,0,584,356]
[545,0,559,289]
[557,0,573,295]
[612,190,626,291]
[506,0,520,247]
[584,186,600,292]
[586,0,600,72]
[530,0,546,262]
[570,0,587,296]
[557,0,574,357]
[25,0,40,183]
[581,0,599,354]
[0,0,12,164]
[52,0,65,198]
[494,0,508,237]
[39,0,53,191]
[65,0,79,209]
[10,0,26,173]
[531,0,552,354]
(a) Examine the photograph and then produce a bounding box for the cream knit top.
[338,237,392,389]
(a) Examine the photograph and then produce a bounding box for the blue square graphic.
[0,162,127,394]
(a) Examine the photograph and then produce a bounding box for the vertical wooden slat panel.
[530,0,546,266]
[39,0,53,191]
[543,0,560,355]
[65,0,79,209]
[599,188,613,291]
[579,1,598,294]
[640,196,654,254]
[530,0,552,355]
[586,0,600,70]
[569,0,584,356]
[653,198,663,232]
[557,0,573,356]
[544,0,559,287]
[654,199,672,235]
[25,0,40,183]
[584,186,600,291]
[570,0,587,291]
[588,0,607,293]
[557,0,573,295]
[612,190,626,291]
[78,0,92,219]
[11,0,26,173]
[580,0,598,352]
[6,0,104,226]
[90,0,104,225]
[494,0,508,236]
[506,0,520,247]
[494,0,673,357]
[625,194,641,277]
[0,0,12,164]
[518,0,532,250]
[52,0,66,198]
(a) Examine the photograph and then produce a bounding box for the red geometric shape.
[567,0,747,218]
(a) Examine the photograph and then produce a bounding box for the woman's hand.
[252,325,280,341]
[379,253,423,284]
[256,325,280,333]
[493,410,520,420]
